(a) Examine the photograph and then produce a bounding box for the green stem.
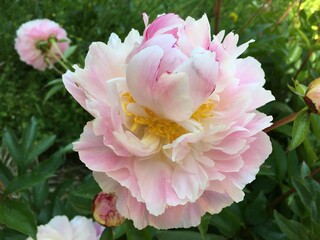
[47,50,70,71]
[50,38,67,62]
[45,57,63,75]
[264,112,298,133]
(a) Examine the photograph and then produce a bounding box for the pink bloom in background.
[93,192,125,227]
[15,19,69,71]
[63,13,275,229]
[26,215,104,240]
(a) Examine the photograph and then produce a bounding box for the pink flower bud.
[93,192,125,227]
[304,78,320,114]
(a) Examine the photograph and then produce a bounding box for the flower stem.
[213,0,222,35]
[264,112,298,133]
[50,39,68,62]
[47,50,70,71]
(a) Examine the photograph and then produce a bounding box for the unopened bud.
[93,192,125,227]
[304,78,320,114]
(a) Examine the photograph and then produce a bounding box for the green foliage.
[0,199,37,239]
[288,109,310,150]
[3,117,56,172]
[0,117,77,238]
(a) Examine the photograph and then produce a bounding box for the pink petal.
[127,46,193,121]
[177,14,211,56]
[143,13,184,40]
[175,48,218,109]
[134,157,181,215]
[62,67,87,110]
[172,155,208,202]
[74,122,130,172]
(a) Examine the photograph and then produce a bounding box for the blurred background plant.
[0,0,319,239]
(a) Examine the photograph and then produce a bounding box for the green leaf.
[70,175,100,199]
[310,114,320,140]
[211,207,241,237]
[63,45,77,59]
[311,220,320,239]
[114,223,126,239]
[288,45,302,63]
[0,228,27,240]
[4,172,52,196]
[293,80,307,96]
[27,135,56,164]
[125,221,154,240]
[300,162,311,178]
[21,117,37,154]
[0,199,37,239]
[288,109,310,151]
[32,181,49,210]
[296,29,311,48]
[155,231,226,240]
[270,139,287,181]
[274,210,309,240]
[302,137,318,165]
[3,127,22,168]
[198,214,212,240]
[0,160,13,185]
[287,80,307,97]
[44,84,64,103]
[288,194,308,218]
[69,193,92,215]
[253,219,287,240]
[244,192,267,225]
[287,150,299,177]
[33,146,69,174]
[69,175,101,214]
[44,78,62,87]
[100,227,113,240]
[291,178,314,212]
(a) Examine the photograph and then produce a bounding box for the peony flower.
[304,77,320,114]
[26,215,104,240]
[63,13,274,229]
[15,19,69,71]
[93,192,125,227]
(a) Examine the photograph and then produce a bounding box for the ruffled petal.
[175,48,218,109]
[178,14,211,56]
[127,46,193,121]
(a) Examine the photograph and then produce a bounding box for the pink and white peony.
[15,19,69,70]
[26,215,104,240]
[63,13,274,229]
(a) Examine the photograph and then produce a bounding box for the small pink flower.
[63,13,274,229]
[93,192,125,227]
[304,77,320,114]
[26,215,104,240]
[15,19,69,71]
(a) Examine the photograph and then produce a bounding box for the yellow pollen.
[191,101,214,121]
[121,92,214,142]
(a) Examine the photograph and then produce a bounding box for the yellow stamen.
[191,101,214,121]
[121,92,214,142]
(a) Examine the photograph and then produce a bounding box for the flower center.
[121,92,214,142]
